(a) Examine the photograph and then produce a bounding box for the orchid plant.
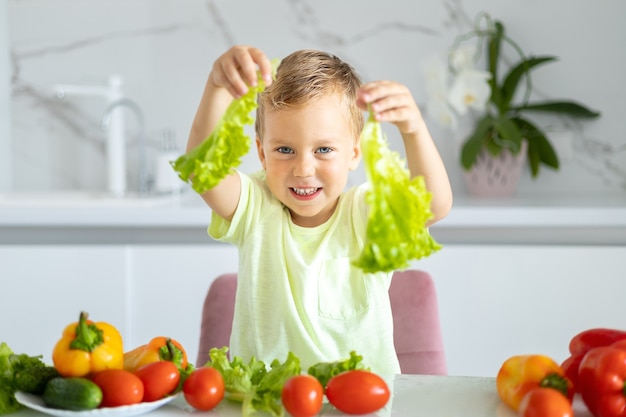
[424,12,601,178]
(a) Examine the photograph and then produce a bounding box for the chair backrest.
[196,270,446,375]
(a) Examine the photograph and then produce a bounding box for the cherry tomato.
[182,367,225,411]
[325,370,390,415]
[92,369,144,407]
[134,361,180,402]
[281,375,323,417]
[518,388,573,417]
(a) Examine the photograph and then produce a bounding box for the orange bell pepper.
[52,311,124,377]
[123,336,188,372]
[496,354,573,411]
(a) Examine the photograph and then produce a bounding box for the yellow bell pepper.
[52,311,124,377]
[496,354,573,411]
[123,336,188,373]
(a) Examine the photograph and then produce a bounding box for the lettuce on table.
[205,347,300,417]
[353,111,441,273]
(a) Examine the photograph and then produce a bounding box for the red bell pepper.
[561,328,626,393]
[579,346,626,417]
[569,328,626,356]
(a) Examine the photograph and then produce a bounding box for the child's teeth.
[293,188,317,195]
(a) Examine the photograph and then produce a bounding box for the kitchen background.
[2,0,625,197]
[1,0,625,378]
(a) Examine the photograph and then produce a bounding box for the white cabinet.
[413,244,626,377]
[0,244,239,366]
[128,245,238,366]
[1,246,128,361]
[2,243,625,377]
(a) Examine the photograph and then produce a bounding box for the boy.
[187,46,452,374]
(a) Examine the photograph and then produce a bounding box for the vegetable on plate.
[42,377,103,411]
[0,342,58,414]
[91,368,144,407]
[52,311,124,377]
[124,336,189,373]
[134,360,180,402]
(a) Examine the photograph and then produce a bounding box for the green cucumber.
[42,377,103,411]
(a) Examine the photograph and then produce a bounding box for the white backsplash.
[4,0,625,198]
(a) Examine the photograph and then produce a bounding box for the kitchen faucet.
[55,75,128,197]
[101,98,151,195]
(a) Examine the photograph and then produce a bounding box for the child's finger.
[248,47,273,86]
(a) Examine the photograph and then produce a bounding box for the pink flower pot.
[462,142,527,198]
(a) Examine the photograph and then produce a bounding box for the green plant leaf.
[461,115,493,170]
[488,21,505,110]
[513,117,560,177]
[501,56,557,109]
[492,115,523,154]
[515,101,601,118]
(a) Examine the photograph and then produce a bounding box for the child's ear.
[349,139,362,171]
[256,136,267,170]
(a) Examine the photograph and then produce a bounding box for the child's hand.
[356,81,424,136]
[209,45,273,99]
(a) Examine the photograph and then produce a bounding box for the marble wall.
[4,0,626,199]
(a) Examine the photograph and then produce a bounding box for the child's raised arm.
[186,46,273,220]
[356,80,453,226]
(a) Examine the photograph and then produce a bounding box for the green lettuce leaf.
[306,350,366,388]
[172,60,279,194]
[0,342,51,415]
[171,83,261,194]
[353,112,442,273]
[205,347,300,417]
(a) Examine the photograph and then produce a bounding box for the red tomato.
[325,370,390,415]
[281,375,323,417]
[134,361,180,402]
[92,369,144,407]
[518,388,573,417]
[182,367,225,411]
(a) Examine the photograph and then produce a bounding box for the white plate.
[15,391,176,417]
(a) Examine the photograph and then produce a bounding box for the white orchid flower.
[449,45,479,72]
[447,69,492,115]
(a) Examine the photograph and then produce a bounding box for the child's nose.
[293,154,315,177]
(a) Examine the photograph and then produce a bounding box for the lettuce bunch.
[171,75,269,194]
[205,347,300,417]
[204,347,367,417]
[353,112,441,273]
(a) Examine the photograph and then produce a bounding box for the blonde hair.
[255,50,364,140]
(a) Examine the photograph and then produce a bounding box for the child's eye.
[277,146,294,154]
[317,147,333,154]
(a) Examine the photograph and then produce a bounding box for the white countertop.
[1,192,624,245]
[12,374,593,417]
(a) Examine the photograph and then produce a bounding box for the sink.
[0,191,203,208]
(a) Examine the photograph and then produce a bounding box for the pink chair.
[196,270,447,375]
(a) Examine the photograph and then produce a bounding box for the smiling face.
[256,93,361,227]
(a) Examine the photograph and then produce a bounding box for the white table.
[13,374,592,417]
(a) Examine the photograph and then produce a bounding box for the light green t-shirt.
[209,171,401,375]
